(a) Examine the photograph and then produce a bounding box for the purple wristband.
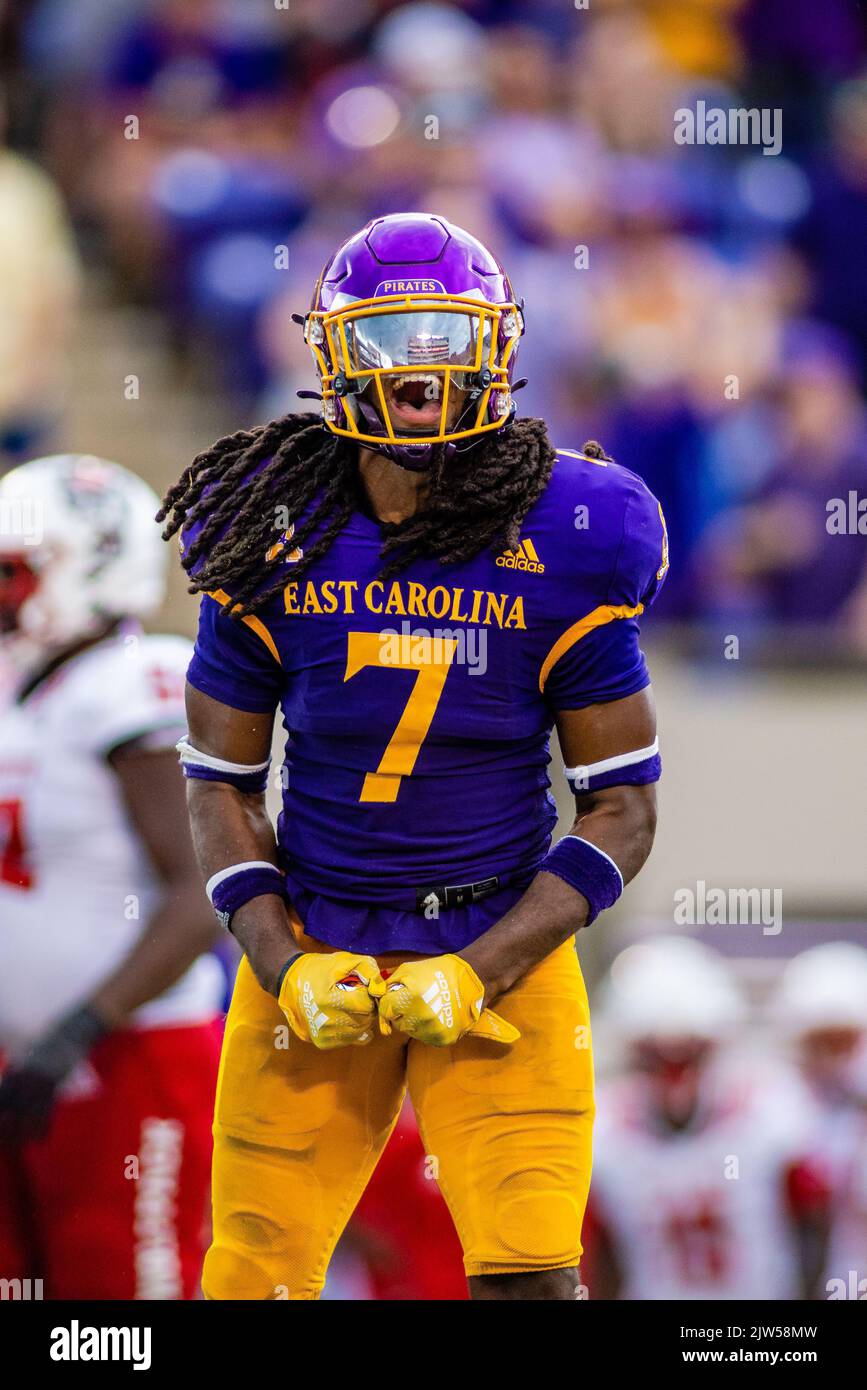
[540,835,624,927]
[206,862,286,931]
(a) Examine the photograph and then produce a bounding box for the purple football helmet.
[300,213,525,470]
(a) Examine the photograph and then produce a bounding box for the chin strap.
[299,367,525,464]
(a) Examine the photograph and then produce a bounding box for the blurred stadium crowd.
[3,0,867,650]
[1,0,865,1302]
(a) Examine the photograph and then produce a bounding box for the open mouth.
[383,373,448,430]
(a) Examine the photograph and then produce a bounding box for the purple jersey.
[187,447,668,953]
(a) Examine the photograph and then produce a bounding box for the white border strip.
[176,736,270,776]
[564,737,658,781]
[205,861,281,902]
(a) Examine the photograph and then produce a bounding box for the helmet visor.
[335,308,493,375]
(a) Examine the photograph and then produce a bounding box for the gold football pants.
[203,922,595,1299]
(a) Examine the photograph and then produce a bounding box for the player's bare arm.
[183,684,382,1048]
[460,688,658,1007]
[182,684,290,995]
[87,742,222,1026]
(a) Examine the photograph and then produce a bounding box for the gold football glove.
[369,954,520,1047]
[278,951,382,1049]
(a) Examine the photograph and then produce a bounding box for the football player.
[158,213,668,1301]
[0,454,223,1299]
[771,943,867,1298]
[586,937,829,1300]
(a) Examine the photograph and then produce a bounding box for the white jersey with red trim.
[0,629,222,1051]
[590,1062,818,1301]
[803,1069,867,1297]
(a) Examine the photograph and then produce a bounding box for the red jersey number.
[0,799,34,890]
[665,1195,729,1284]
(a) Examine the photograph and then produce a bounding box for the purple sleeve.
[187,595,283,713]
[543,617,650,710]
[545,477,668,711]
[607,476,669,612]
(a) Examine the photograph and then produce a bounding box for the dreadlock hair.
[157,413,607,620]
[580,439,613,462]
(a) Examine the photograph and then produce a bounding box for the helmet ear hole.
[468,368,493,397]
[333,373,364,398]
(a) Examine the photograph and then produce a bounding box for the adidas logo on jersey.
[496,538,544,574]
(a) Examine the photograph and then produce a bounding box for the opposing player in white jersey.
[584,937,829,1301]
[772,943,867,1301]
[0,454,223,1299]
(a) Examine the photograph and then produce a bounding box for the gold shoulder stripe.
[656,501,670,582]
[556,448,608,467]
[539,603,644,693]
[208,588,282,665]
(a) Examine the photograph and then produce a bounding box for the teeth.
[393,373,440,397]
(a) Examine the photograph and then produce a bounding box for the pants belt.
[414,876,500,913]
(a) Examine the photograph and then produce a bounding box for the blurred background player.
[320,1102,467,1301]
[0,453,223,1300]
[347,1100,468,1301]
[771,943,867,1299]
[584,937,830,1301]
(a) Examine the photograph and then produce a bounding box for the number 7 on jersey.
[344,630,458,803]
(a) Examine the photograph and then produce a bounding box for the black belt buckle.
[415,876,500,913]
